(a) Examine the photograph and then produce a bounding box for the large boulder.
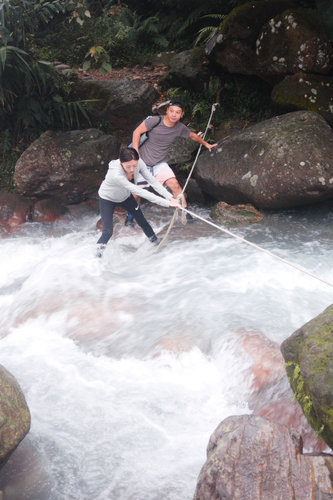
[272,73,333,124]
[195,110,333,209]
[193,414,333,500]
[205,0,297,76]
[257,9,333,78]
[75,79,159,138]
[14,129,119,204]
[281,303,333,450]
[0,365,30,467]
[162,47,211,92]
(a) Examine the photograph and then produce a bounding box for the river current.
[0,200,332,499]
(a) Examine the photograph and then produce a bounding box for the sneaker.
[125,214,135,227]
[149,234,160,246]
[96,244,106,258]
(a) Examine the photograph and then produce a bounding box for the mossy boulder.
[0,365,31,467]
[206,0,297,75]
[14,129,119,204]
[281,304,333,450]
[272,73,333,124]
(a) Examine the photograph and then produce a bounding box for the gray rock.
[162,47,211,92]
[75,79,159,138]
[14,129,119,203]
[196,110,333,209]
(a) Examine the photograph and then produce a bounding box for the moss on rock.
[281,304,333,449]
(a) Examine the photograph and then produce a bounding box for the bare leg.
[165,178,187,207]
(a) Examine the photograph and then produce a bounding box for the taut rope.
[179,207,333,289]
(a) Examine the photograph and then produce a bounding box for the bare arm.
[132,122,148,154]
[189,131,218,152]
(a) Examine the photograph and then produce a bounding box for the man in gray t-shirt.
[128,99,217,224]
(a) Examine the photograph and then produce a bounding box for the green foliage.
[83,46,112,74]
[0,45,90,139]
[194,14,225,46]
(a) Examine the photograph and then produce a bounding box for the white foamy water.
[0,202,332,499]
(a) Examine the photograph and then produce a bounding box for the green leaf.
[82,60,90,71]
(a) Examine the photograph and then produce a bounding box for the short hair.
[167,98,185,111]
[119,147,139,163]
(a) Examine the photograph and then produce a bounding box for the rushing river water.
[0,200,332,499]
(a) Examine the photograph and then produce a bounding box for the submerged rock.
[281,303,333,450]
[196,110,333,209]
[210,201,264,225]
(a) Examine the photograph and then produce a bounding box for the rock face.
[162,47,211,92]
[272,73,333,124]
[75,79,159,137]
[195,110,333,209]
[281,303,333,450]
[205,0,298,76]
[14,129,119,203]
[193,414,333,500]
[257,9,333,78]
[0,365,30,467]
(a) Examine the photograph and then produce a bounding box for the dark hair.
[168,99,185,111]
[119,147,139,163]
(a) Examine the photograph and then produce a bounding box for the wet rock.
[237,328,328,453]
[193,414,333,500]
[210,201,264,225]
[0,191,31,234]
[272,73,333,124]
[0,365,30,467]
[31,198,68,223]
[74,79,159,137]
[196,110,333,209]
[14,129,118,204]
[281,303,333,450]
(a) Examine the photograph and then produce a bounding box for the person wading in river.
[125,99,217,226]
[96,147,181,257]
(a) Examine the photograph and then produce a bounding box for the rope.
[155,102,219,252]
[179,207,333,289]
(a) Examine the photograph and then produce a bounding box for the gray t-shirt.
[139,116,191,166]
